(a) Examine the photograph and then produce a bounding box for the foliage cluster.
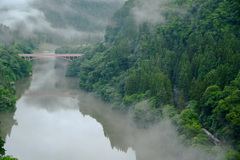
[0,129,4,156]
[0,156,18,160]
[0,41,33,113]
[61,0,240,158]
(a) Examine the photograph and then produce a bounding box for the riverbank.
[0,41,35,159]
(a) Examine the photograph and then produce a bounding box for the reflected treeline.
[0,76,32,141]
[21,95,79,112]
[0,113,17,141]
[14,77,32,99]
[15,57,80,113]
[54,59,66,69]
[78,93,136,153]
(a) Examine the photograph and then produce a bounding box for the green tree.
[0,156,18,160]
[0,137,5,156]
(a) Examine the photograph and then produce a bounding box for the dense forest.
[0,42,33,112]
[58,0,240,159]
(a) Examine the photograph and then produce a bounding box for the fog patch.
[133,119,225,160]
[131,0,170,25]
[131,0,188,25]
[0,0,45,31]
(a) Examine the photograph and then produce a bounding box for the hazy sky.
[0,0,38,28]
[0,0,58,38]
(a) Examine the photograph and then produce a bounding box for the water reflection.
[3,53,136,160]
[0,113,17,141]
[0,74,31,142]
[79,93,136,153]
[20,57,80,112]
[14,77,31,99]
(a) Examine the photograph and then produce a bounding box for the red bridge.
[19,54,83,61]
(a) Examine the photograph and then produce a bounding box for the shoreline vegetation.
[0,39,42,159]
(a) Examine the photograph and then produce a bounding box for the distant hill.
[0,24,14,43]
[33,0,124,32]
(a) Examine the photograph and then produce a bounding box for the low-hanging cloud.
[0,0,124,41]
[0,0,44,30]
[131,0,170,25]
[0,0,71,39]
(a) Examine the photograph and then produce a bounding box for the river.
[0,51,223,160]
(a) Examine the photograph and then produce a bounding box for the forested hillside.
[62,0,240,159]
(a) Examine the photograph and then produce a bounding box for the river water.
[0,51,224,160]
